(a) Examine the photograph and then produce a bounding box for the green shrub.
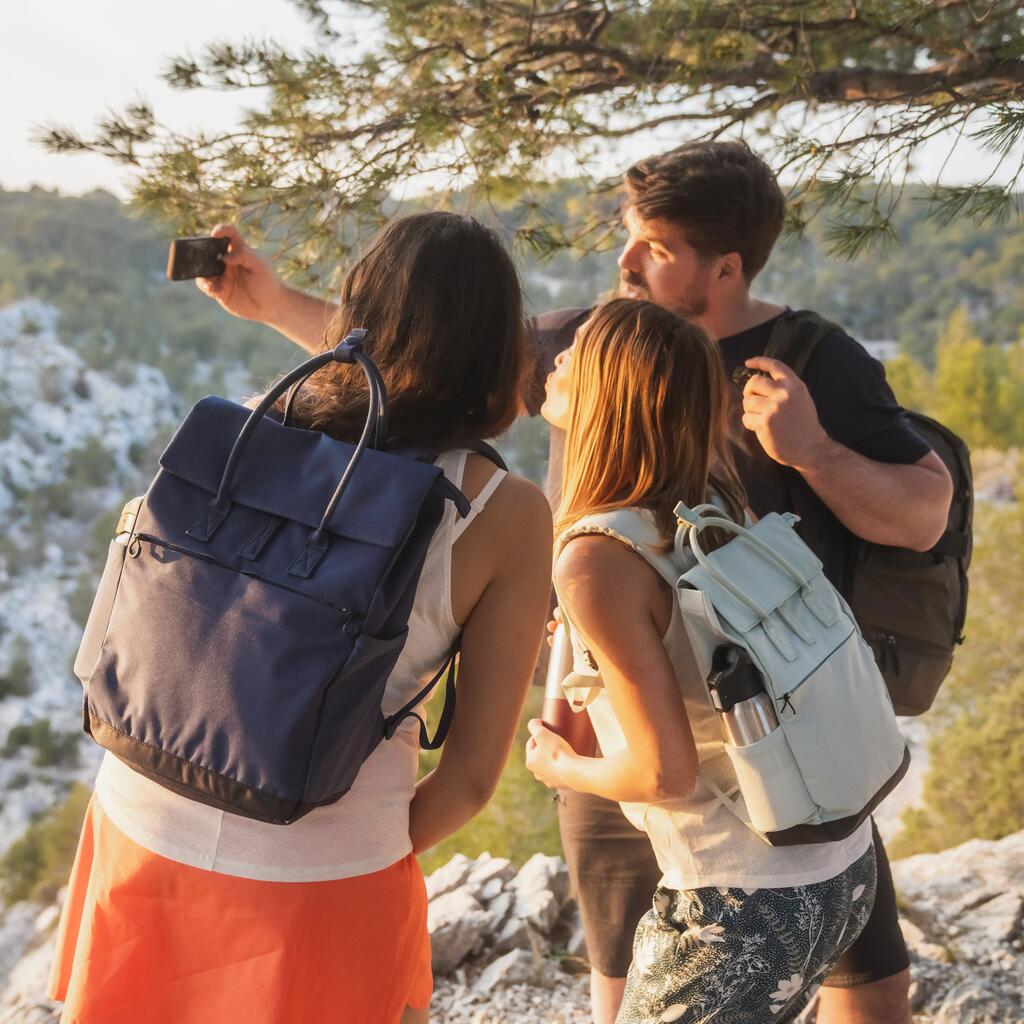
[0,403,13,442]
[892,481,1024,857]
[3,720,80,769]
[892,672,1024,858]
[67,572,98,630]
[65,436,117,491]
[0,652,32,700]
[0,784,90,905]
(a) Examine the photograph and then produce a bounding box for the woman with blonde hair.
[526,298,877,1023]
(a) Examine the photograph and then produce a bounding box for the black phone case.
[166,236,230,280]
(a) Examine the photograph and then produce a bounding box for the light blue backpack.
[557,503,910,847]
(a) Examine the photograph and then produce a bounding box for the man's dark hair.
[624,141,785,281]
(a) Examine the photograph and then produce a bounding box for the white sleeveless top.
[565,510,872,891]
[93,451,506,882]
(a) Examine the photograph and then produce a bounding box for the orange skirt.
[48,798,432,1024]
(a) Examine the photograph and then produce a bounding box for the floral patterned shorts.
[616,844,877,1024]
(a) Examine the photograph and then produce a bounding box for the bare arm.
[742,356,952,551]
[264,285,339,354]
[794,445,951,551]
[196,224,338,354]
[408,475,553,854]
[526,536,698,804]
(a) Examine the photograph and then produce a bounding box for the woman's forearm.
[408,768,492,855]
[559,747,693,804]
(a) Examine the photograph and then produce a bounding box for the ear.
[717,251,744,282]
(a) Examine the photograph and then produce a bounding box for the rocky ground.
[2,830,1022,1023]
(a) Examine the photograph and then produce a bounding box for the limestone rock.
[425,853,476,901]
[513,888,561,936]
[473,950,562,994]
[427,889,491,974]
[510,853,571,906]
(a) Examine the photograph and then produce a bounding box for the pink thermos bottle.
[540,623,597,756]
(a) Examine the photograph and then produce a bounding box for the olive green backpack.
[764,310,973,715]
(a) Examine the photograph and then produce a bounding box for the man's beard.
[618,271,708,318]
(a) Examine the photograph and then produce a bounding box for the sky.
[0,1,1013,199]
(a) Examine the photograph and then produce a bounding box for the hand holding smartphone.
[166,236,230,281]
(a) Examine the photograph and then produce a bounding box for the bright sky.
[1,1,317,196]
[0,0,1011,198]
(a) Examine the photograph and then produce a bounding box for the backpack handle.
[680,507,813,591]
[677,506,837,653]
[186,331,388,551]
[281,362,388,450]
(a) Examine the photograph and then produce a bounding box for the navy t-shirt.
[530,307,931,591]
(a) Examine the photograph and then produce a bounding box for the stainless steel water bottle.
[541,623,597,756]
[707,645,779,746]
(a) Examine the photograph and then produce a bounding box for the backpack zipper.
[863,630,953,676]
[133,533,358,620]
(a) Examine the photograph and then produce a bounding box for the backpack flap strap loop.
[186,494,232,542]
[685,512,836,630]
[191,331,385,545]
[287,528,331,579]
[238,514,284,561]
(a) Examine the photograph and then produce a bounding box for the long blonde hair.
[556,298,746,545]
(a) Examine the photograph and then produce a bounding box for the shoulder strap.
[450,439,507,472]
[554,510,686,708]
[558,509,683,587]
[452,465,508,540]
[764,309,840,378]
[389,441,508,746]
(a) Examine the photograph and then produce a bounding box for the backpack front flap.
[677,507,909,844]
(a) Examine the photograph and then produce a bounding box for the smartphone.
[731,365,770,386]
[166,236,229,281]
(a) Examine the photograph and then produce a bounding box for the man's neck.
[696,296,786,343]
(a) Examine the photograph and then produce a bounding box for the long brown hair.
[284,212,527,447]
[556,298,746,544]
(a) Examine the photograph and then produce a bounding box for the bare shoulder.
[461,454,551,548]
[557,536,667,630]
[555,534,662,610]
[554,533,633,588]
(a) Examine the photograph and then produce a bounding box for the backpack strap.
[382,440,509,749]
[382,640,459,748]
[763,309,840,376]
[555,509,686,708]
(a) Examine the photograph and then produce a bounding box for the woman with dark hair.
[525,299,877,1023]
[49,213,553,1024]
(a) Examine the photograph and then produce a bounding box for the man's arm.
[196,225,338,354]
[742,356,953,552]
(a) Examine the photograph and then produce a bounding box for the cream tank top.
[575,511,872,891]
[93,451,506,882]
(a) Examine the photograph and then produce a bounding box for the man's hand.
[195,224,284,324]
[741,357,829,470]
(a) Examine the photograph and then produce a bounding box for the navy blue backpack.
[74,332,504,824]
